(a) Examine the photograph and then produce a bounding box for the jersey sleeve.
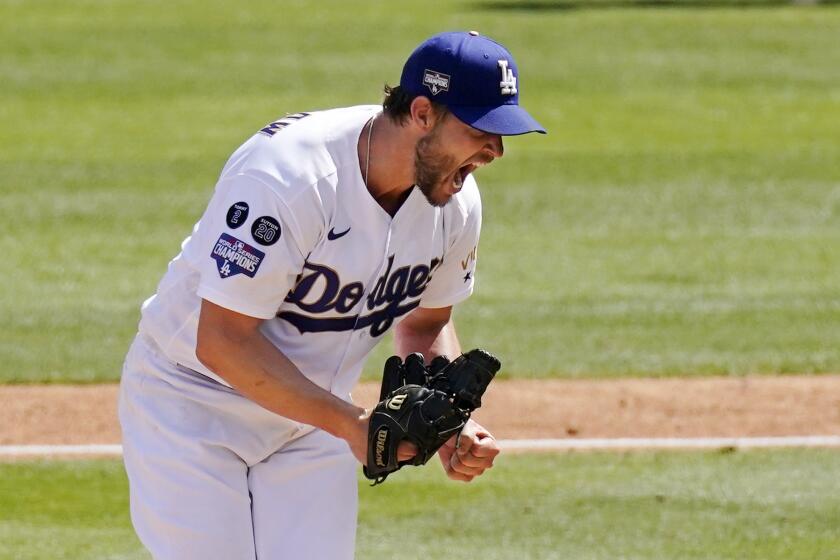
[419,187,482,309]
[192,172,324,319]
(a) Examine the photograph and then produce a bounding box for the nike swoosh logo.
[327,226,351,241]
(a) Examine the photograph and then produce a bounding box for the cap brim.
[449,104,546,136]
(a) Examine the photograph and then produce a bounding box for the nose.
[486,135,504,159]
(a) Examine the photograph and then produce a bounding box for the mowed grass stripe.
[2,1,839,381]
[1,450,839,559]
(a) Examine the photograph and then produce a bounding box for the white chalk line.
[500,436,840,451]
[1,444,123,456]
[2,436,840,457]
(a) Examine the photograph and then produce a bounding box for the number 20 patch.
[211,233,265,278]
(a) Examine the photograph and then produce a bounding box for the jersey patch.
[226,202,249,229]
[251,216,281,246]
[211,233,265,279]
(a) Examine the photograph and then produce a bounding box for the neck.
[358,113,418,215]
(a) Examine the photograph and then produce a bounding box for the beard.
[414,126,459,207]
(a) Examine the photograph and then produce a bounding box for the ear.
[408,96,439,132]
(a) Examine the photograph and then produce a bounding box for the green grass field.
[2,0,839,381]
[2,450,839,559]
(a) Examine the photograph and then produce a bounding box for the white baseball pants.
[119,335,358,560]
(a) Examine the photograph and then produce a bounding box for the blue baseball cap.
[400,31,546,136]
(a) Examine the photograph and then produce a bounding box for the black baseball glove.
[363,349,500,485]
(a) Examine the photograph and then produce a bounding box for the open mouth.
[452,161,487,190]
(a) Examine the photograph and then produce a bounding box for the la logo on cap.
[498,60,517,95]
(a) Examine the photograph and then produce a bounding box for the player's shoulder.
[218,106,376,201]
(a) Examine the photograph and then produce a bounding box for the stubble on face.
[414,121,458,208]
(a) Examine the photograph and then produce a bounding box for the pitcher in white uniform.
[119,30,545,559]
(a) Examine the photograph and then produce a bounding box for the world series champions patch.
[211,233,265,279]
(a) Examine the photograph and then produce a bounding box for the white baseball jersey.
[138,105,481,401]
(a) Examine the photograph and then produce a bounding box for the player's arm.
[393,305,500,482]
[394,305,460,359]
[195,299,371,463]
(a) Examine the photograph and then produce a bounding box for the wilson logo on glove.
[386,394,407,410]
[374,427,390,468]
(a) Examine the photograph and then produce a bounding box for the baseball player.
[119,30,545,559]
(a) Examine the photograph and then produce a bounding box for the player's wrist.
[327,405,369,465]
[328,403,369,444]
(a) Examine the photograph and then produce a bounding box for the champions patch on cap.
[422,69,450,95]
[211,233,265,278]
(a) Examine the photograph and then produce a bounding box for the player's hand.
[397,441,419,462]
[345,409,418,466]
[438,419,499,482]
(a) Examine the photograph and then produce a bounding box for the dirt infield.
[2,375,839,446]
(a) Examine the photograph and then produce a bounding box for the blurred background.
[2,0,839,382]
[3,0,839,383]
